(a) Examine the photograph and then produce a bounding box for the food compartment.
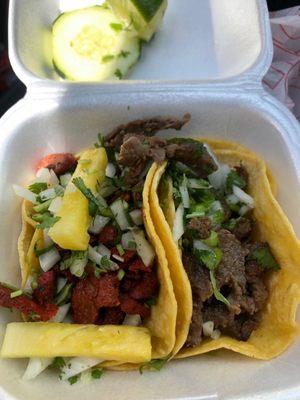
[9,0,269,84]
[0,89,299,400]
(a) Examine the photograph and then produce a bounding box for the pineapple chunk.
[48,148,107,250]
[1,323,151,363]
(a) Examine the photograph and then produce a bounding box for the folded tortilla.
[15,148,177,365]
[150,140,300,360]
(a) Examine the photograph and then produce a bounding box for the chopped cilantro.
[28,182,48,194]
[116,244,125,256]
[226,170,246,193]
[34,243,55,257]
[117,269,125,281]
[36,215,61,229]
[72,177,113,218]
[194,248,222,271]
[209,270,230,306]
[222,218,238,231]
[51,357,66,369]
[33,199,52,213]
[100,256,110,268]
[10,289,23,299]
[91,368,103,380]
[202,231,219,247]
[118,50,130,58]
[102,54,115,63]
[110,23,123,32]
[68,376,78,385]
[54,283,73,306]
[139,356,169,374]
[144,296,157,308]
[248,245,280,271]
[114,69,123,80]
[210,209,225,226]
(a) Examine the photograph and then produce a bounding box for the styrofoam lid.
[9,0,273,85]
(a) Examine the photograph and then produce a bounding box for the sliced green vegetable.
[139,355,169,374]
[33,199,52,213]
[91,368,103,379]
[36,215,61,230]
[226,170,246,193]
[248,246,280,271]
[28,182,48,194]
[55,283,73,306]
[202,231,219,248]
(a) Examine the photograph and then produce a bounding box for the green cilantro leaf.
[91,368,103,380]
[51,357,66,369]
[36,215,61,229]
[110,23,123,32]
[102,54,115,63]
[248,245,280,271]
[28,182,48,194]
[68,375,78,385]
[209,270,230,306]
[114,69,123,80]
[139,356,169,375]
[226,170,246,193]
[34,243,55,257]
[118,50,130,58]
[117,269,125,281]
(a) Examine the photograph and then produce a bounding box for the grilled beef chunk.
[105,114,191,151]
[234,165,249,187]
[119,135,167,185]
[232,217,252,241]
[182,254,212,347]
[185,217,212,240]
[183,230,269,346]
[166,139,218,178]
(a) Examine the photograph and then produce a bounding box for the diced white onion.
[43,229,53,247]
[112,254,124,263]
[105,163,116,178]
[97,244,111,258]
[208,165,231,190]
[179,176,190,209]
[39,188,56,202]
[88,245,103,265]
[123,314,142,327]
[204,144,220,169]
[233,185,254,207]
[60,358,104,381]
[48,197,63,215]
[13,184,37,204]
[111,199,131,231]
[172,203,185,242]
[70,253,88,277]
[132,229,155,267]
[202,321,214,337]
[56,277,67,293]
[88,215,110,235]
[121,231,135,250]
[39,248,61,272]
[226,194,239,205]
[60,173,72,187]
[193,240,211,251]
[36,168,51,183]
[23,358,53,381]
[49,170,59,187]
[129,209,143,226]
[211,329,221,340]
[239,205,251,216]
[50,303,71,323]
[210,200,223,213]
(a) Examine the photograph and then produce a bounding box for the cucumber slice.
[108,0,167,41]
[52,6,141,81]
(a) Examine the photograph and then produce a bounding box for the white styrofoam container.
[0,0,299,399]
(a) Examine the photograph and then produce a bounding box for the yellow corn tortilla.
[150,141,300,360]
[15,149,177,366]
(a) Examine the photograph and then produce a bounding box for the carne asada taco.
[149,138,300,359]
[0,119,194,381]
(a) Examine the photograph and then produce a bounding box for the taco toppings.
[8,147,160,327]
[157,148,279,347]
